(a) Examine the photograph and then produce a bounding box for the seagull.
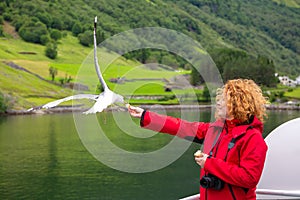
[28,16,124,114]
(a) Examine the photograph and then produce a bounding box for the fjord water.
[0,110,299,200]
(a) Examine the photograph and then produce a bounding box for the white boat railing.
[179,194,199,200]
[180,189,300,200]
[256,189,300,197]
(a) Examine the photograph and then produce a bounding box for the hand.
[127,104,144,118]
[195,153,209,168]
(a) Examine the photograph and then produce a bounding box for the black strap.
[224,125,254,194]
[224,124,254,161]
[228,184,237,200]
[208,126,224,156]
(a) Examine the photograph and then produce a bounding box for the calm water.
[0,110,299,200]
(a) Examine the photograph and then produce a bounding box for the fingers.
[195,157,202,166]
[194,153,208,168]
[195,157,205,168]
[126,104,144,118]
[194,150,203,158]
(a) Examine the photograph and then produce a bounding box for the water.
[0,110,299,200]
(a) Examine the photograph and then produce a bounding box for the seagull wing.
[27,94,99,111]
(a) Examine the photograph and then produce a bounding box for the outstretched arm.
[127,104,209,142]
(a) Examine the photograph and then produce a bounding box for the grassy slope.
[285,88,300,99]
[0,28,193,109]
[0,62,73,109]
[272,0,300,7]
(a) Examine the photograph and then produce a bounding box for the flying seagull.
[28,16,124,114]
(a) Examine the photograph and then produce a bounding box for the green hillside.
[0,61,73,110]
[0,0,299,110]
[1,0,299,74]
[0,32,193,110]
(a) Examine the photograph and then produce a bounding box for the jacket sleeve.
[203,131,268,188]
[140,110,210,143]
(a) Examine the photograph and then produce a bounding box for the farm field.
[0,33,198,110]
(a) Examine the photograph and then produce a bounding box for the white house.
[278,76,297,87]
[296,75,300,85]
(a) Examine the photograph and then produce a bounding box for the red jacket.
[141,111,267,200]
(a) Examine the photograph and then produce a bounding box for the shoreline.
[2,104,300,116]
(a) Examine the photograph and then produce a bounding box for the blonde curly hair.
[215,79,268,122]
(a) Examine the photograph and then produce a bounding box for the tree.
[50,29,62,41]
[40,34,51,45]
[96,29,106,44]
[19,20,49,44]
[210,48,277,86]
[45,42,57,59]
[0,91,8,113]
[72,22,83,36]
[256,55,277,87]
[49,66,58,81]
[0,25,3,37]
[137,49,150,64]
[0,2,7,14]
[36,13,52,28]
[51,16,63,30]
[78,30,93,47]
[202,85,210,102]
[190,66,202,86]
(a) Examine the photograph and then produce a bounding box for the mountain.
[0,0,300,110]
[0,0,299,75]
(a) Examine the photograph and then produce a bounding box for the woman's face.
[217,90,234,120]
[216,91,227,120]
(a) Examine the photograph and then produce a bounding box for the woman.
[128,79,268,200]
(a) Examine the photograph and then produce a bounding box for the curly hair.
[215,79,268,122]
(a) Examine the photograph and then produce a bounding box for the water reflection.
[44,117,58,199]
[0,115,7,125]
[263,110,300,137]
[0,110,299,200]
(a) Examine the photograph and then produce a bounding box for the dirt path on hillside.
[3,21,19,39]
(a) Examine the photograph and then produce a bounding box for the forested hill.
[0,0,299,75]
